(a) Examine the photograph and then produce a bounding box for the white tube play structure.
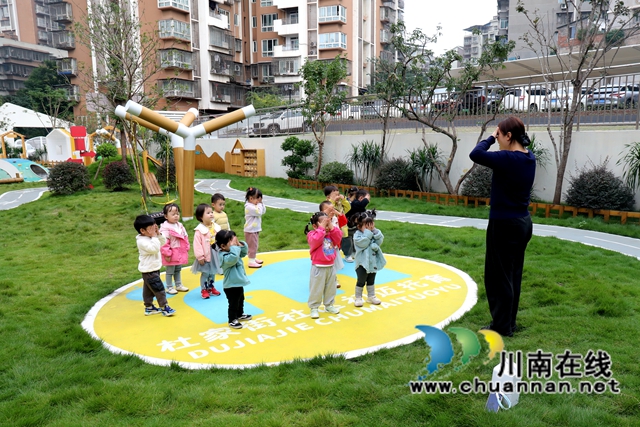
[115,102,256,219]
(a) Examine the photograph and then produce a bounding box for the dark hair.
[346,186,359,197]
[162,203,180,216]
[245,187,263,201]
[304,211,328,235]
[195,203,212,222]
[215,229,236,248]
[498,116,531,147]
[134,214,155,233]
[354,212,374,229]
[356,189,369,199]
[323,185,338,197]
[319,200,333,212]
[211,193,226,203]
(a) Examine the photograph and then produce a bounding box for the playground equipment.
[0,131,27,159]
[115,101,255,219]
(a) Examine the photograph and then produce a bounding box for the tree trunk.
[553,124,573,204]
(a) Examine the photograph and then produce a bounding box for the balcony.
[273,44,300,58]
[158,0,190,13]
[398,0,404,9]
[51,31,75,50]
[160,50,193,70]
[261,76,274,84]
[210,93,231,104]
[380,7,396,24]
[161,79,201,99]
[209,10,229,30]
[52,2,73,22]
[274,18,299,36]
[56,57,77,76]
[273,0,298,9]
[64,85,80,102]
[382,1,396,10]
[35,5,48,15]
[380,29,391,44]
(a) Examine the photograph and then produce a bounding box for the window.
[159,20,191,41]
[261,0,273,5]
[500,19,508,29]
[253,41,257,52]
[210,26,229,48]
[218,8,230,29]
[319,5,346,23]
[569,25,576,39]
[252,16,257,28]
[319,32,346,49]
[262,64,272,77]
[262,13,277,32]
[160,49,193,69]
[262,38,278,56]
[158,0,189,11]
[278,58,299,75]
[235,38,242,52]
[234,14,239,26]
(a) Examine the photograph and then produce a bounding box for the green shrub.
[374,158,418,192]
[317,161,354,184]
[95,142,118,159]
[565,161,635,210]
[47,161,90,195]
[461,165,492,198]
[281,136,316,179]
[103,161,136,191]
[156,160,176,190]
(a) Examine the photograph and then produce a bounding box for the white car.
[251,109,310,135]
[548,87,590,111]
[502,86,549,112]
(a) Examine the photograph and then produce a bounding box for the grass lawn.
[0,173,639,426]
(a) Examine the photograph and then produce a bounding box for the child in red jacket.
[159,203,190,295]
[305,211,343,319]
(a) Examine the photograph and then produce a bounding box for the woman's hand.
[491,127,499,139]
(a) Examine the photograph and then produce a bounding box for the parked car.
[251,109,310,135]
[613,84,639,108]
[502,86,549,112]
[547,86,590,111]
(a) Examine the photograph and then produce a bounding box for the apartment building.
[461,16,500,62]
[1,0,403,119]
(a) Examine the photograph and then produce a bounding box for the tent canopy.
[0,103,74,134]
[460,44,640,86]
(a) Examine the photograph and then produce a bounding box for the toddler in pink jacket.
[191,204,222,299]
[159,203,190,295]
[305,211,343,319]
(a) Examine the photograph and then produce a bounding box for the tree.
[246,88,286,109]
[380,22,514,195]
[300,55,348,177]
[517,0,640,204]
[281,136,316,179]
[73,0,166,164]
[4,61,76,129]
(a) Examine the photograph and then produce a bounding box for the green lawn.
[0,175,639,426]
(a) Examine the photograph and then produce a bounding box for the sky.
[403,0,498,55]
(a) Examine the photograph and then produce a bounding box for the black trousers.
[355,265,376,288]
[223,287,245,322]
[484,215,532,336]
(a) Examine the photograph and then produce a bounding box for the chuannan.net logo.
[416,325,504,376]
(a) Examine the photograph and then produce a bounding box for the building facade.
[0,0,404,121]
[461,16,499,62]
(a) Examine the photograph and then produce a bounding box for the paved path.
[195,179,640,260]
[0,187,48,211]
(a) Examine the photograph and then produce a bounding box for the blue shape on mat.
[126,258,410,324]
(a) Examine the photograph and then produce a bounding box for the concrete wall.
[195,127,640,208]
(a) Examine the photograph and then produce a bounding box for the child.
[211,193,230,231]
[159,203,190,295]
[345,189,371,263]
[324,185,351,259]
[244,187,266,268]
[191,204,222,299]
[216,230,252,329]
[320,200,345,288]
[353,211,386,307]
[305,211,343,319]
[133,215,176,317]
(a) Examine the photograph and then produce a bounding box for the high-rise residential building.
[1,0,404,120]
[461,16,499,61]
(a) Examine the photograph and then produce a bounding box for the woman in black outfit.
[469,117,536,337]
